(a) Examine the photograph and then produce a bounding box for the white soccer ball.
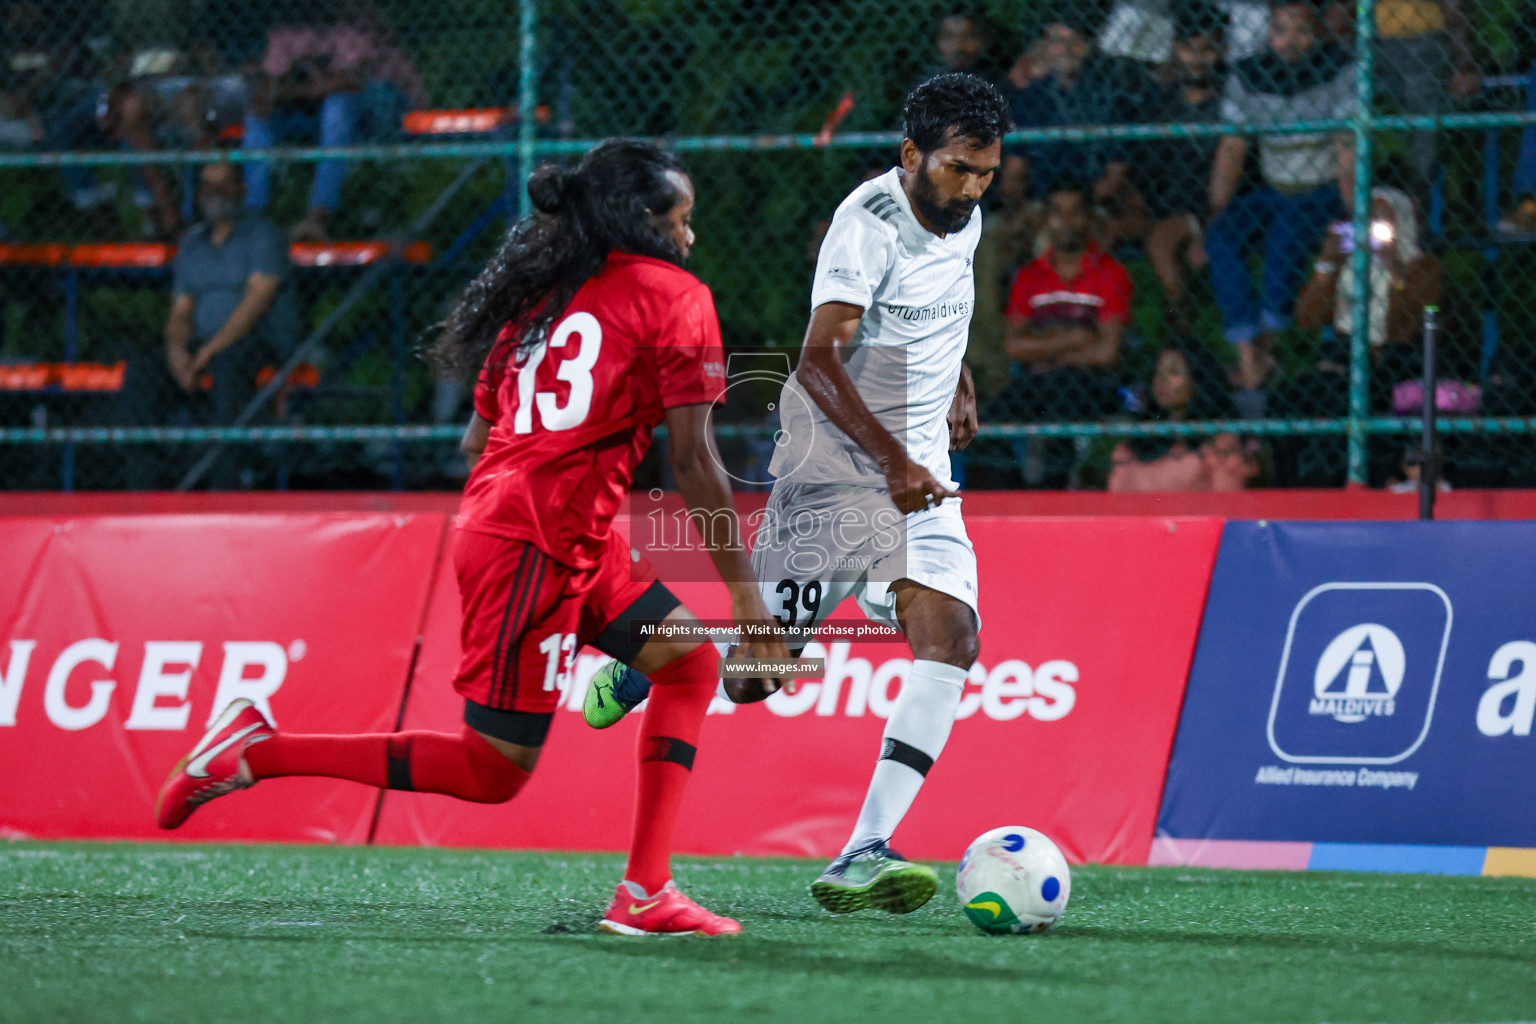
[955,826,1072,934]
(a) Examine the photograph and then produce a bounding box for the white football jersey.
[769,167,979,490]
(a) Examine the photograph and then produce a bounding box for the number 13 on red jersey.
[514,311,604,434]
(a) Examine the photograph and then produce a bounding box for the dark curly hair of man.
[901,72,1012,154]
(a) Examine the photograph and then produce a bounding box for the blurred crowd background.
[3,0,1536,492]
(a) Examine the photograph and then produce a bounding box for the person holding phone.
[1271,186,1444,485]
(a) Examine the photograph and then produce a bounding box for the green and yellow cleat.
[583,659,648,729]
[809,842,939,915]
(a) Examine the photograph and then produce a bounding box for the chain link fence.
[2,0,1535,491]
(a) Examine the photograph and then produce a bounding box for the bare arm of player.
[663,402,791,677]
[948,363,977,450]
[460,412,491,470]
[796,300,955,514]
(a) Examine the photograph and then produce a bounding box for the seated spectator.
[2,1,121,232]
[984,181,1132,486]
[1204,0,1356,411]
[1108,344,1257,491]
[1096,0,1270,63]
[1271,186,1445,485]
[244,7,426,240]
[929,9,999,79]
[164,163,301,437]
[1001,11,1150,215]
[1130,3,1227,332]
[1002,182,1132,402]
[104,44,251,239]
[1499,3,1536,235]
[1326,0,1479,205]
[1385,443,1452,494]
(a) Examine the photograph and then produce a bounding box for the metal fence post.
[517,0,539,221]
[1420,305,1439,519]
[1347,0,1378,486]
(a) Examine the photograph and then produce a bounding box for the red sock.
[244,725,528,804]
[625,642,717,894]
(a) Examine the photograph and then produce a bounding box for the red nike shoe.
[155,698,274,830]
[598,880,742,936]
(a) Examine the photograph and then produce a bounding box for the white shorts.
[750,482,980,644]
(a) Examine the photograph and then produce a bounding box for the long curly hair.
[430,139,689,378]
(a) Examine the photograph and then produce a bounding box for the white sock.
[839,659,967,856]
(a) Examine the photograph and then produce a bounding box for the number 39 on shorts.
[774,579,823,629]
[514,312,603,434]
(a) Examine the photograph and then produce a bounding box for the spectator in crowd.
[1131,3,1228,332]
[986,181,1133,485]
[1204,0,1356,412]
[105,40,252,239]
[164,162,301,436]
[1498,2,1536,235]
[930,9,997,78]
[1107,343,1257,491]
[1271,185,1444,484]
[1002,182,1132,404]
[243,3,426,239]
[1001,10,1150,214]
[0,0,121,231]
[1095,1,1271,64]
[1325,0,1479,203]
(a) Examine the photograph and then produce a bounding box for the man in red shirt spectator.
[989,180,1132,485]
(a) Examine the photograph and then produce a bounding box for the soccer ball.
[955,826,1071,934]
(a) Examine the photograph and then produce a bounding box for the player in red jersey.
[156,140,788,937]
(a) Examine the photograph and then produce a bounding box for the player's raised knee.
[912,630,979,670]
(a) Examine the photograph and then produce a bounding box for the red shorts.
[451,527,661,713]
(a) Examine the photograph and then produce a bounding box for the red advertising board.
[374,515,1222,865]
[0,513,446,844]
[0,508,1218,864]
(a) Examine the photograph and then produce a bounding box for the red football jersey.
[458,252,727,568]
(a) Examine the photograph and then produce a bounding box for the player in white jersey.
[582,73,1011,916]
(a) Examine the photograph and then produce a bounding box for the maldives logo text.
[1310,624,1405,723]
[1267,583,1451,765]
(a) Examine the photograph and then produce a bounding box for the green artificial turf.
[2,842,1533,1024]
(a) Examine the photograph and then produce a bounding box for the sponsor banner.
[0,514,446,843]
[1157,521,1536,859]
[373,516,1221,864]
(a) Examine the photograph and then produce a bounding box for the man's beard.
[910,165,976,235]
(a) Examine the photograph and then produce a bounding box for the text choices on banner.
[0,514,447,843]
[1158,521,1536,849]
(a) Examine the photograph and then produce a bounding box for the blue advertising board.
[1156,521,1536,870]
